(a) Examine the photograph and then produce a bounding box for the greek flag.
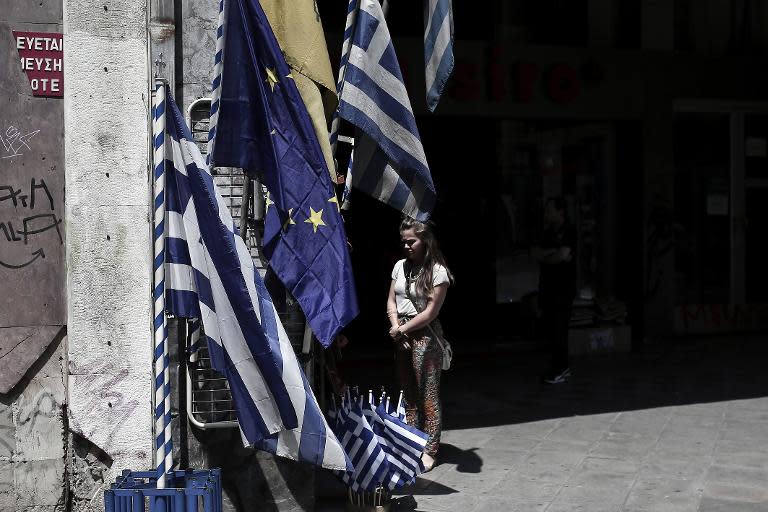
[424,0,454,112]
[331,391,428,491]
[372,403,428,490]
[163,91,349,471]
[333,400,391,492]
[338,0,436,221]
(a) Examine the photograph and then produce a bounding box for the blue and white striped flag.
[424,0,454,112]
[372,403,428,490]
[333,400,391,492]
[338,0,436,221]
[163,89,349,471]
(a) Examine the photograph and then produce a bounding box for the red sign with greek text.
[13,31,63,98]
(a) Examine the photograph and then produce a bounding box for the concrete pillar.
[63,0,154,500]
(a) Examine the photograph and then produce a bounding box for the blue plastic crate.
[104,469,222,512]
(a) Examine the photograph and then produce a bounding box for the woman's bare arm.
[398,283,448,335]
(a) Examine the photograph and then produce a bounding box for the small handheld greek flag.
[333,400,391,492]
[332,389,428,491]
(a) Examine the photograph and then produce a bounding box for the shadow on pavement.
[444,335,768,431]
[338,335,768,431]
[436,443,482,473]
[399,477,458,496]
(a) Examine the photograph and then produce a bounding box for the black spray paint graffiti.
[0,389,61,458]
[16,388,60,432]
[0,368,141,457]
[0,177,62,269]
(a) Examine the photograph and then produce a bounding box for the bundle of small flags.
[329,388,429,505]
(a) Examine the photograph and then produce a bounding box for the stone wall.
[0,336,68,511]
[1,1,68,510]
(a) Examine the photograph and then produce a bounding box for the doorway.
[674,102,768,310]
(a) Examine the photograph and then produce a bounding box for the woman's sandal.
[421,453,436,473]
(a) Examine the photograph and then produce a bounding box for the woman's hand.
[389,325,410,349]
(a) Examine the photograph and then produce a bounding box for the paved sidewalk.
[318,336,768,511]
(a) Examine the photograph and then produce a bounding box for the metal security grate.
[187,99,245,227]
[187,344,238,428]
[183,99,310,430]
[185,98,241,430]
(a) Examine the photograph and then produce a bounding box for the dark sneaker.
[543,368,570,384]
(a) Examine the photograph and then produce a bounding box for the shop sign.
[446,46,584,105]
[13,31,63,98]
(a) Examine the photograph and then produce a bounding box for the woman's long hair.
[399,217,454,301]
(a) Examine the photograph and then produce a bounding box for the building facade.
[2,0,768,511]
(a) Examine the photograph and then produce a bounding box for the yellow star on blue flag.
[304,207,326,233]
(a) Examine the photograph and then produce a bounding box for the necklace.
[407,264,423,282]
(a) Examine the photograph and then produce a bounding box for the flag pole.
[207,0,228,165]
[331,0,361,211]
[329,0,360,158]
[152,78,173,489]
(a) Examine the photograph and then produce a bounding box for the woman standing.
[386,217,453,472]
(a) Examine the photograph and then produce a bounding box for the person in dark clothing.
[532,197,577,384]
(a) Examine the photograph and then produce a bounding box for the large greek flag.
[163,91,349,471]
[424,0,454,112]
[338,0,436,221]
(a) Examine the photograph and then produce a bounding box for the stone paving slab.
[317,337,768,511]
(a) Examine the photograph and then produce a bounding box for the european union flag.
[209,0,358,346]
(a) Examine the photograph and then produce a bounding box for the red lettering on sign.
[488,46,506,102]
[547,64,579,104]
[516,62,540,103]
[449,60,480,101]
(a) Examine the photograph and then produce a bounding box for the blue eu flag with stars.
[209,0,358,346]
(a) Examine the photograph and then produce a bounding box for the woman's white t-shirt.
[391,259,450,317]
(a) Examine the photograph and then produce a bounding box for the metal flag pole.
[329,0,359,157]
[331,0,361,212]
[333,0,390,210]
[152,78,173,489]
[207,0,228,165]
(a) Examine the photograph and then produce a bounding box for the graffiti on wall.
[0,169,63,270]
[1,125,39,160]
[68,362,142,457]
[1,21,66,390]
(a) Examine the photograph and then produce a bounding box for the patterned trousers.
[395,320,444,457]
